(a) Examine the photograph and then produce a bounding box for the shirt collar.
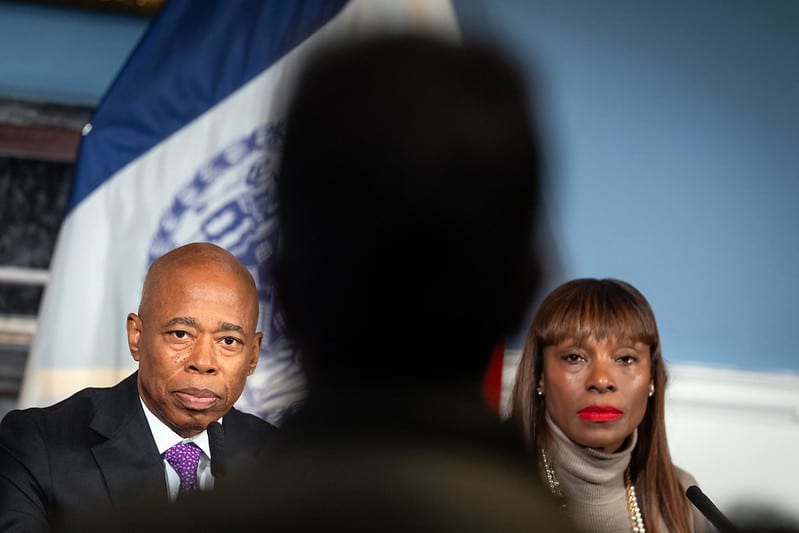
[139,395,215,459]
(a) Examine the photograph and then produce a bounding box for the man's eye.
[172,331,188,339]
[222,337,239,346]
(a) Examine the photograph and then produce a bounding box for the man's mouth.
[174,388,221,411]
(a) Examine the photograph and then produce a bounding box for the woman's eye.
[617,355,637,365]
[563,353,584,363]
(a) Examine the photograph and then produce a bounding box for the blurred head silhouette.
[275,34,544,391]
[59,35,571,533]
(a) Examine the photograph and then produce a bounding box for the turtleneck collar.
[545,411,636,504]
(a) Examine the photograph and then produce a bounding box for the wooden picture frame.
[23,0,165,18]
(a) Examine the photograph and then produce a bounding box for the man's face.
[127,265,261,437]
[540,336,652,453]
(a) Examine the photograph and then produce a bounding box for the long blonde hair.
[511,278,690,532]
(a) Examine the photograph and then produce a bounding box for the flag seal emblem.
[147,122,301,421]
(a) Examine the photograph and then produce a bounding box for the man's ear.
[127,313,143,362]
[247,332,263,375]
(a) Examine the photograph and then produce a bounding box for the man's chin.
[170,415,215,438]
[167,406,229,436]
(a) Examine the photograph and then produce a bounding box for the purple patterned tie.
[164,442,202,496]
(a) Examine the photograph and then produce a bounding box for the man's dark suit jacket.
[70,384,575,532]
[0,371,276,532]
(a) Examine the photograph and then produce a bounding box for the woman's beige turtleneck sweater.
[545,413,708,532]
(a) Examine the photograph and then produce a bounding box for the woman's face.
[539,335,653,453]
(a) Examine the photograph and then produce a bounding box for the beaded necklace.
[541,448,646,533]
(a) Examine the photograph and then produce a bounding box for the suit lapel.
[221,409,252,473]
[89,372,167,506]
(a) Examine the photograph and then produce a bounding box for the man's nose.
[186,336,218,374]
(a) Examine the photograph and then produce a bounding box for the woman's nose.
[587,359,616,393]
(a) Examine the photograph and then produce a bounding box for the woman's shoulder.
[672,464,699,490]
[672,464,715,533]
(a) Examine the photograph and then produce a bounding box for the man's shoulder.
[0,373,137,433]
[220,408,278,467]
[225,407,278,437]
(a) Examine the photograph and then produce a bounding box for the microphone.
[207,421,227,479]
[686,485,738,532]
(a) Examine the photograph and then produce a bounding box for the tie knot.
[165,442,202,494]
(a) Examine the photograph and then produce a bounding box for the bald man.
[0,243,276,532]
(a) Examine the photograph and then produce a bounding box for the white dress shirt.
[139,397,217,501]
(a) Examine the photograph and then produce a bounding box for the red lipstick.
[578,405,622,422]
